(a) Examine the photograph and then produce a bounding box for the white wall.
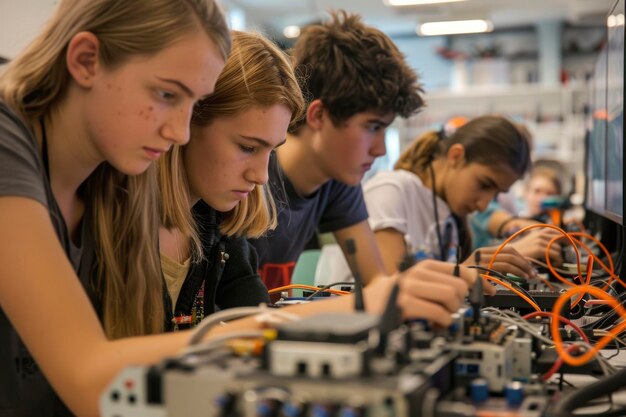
[0,0,58,59]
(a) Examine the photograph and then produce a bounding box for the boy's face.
[525,175,559,216]
[313,110,395,186]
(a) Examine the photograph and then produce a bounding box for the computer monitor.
[606,0,624,223]
[585,45,608,218]
[584,0,624,227]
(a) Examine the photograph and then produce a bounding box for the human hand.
[498,217,539,237]
[364,260,477,326]
[509,228,563,266]
[465,245,535,282]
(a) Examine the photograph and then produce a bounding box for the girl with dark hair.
[364,115,540,277]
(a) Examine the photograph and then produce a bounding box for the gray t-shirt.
[0,101,93,416]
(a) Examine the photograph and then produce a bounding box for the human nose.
[370,131,387,157]
[245,155,269,186]
[475,194,493,212]
[160,106,192,146]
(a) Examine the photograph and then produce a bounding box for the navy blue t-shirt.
[250,169,368,289]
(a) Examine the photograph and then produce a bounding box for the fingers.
[397,279,464,316]
[409,259,476,291]
[472,246,535,280]
[480,276,497,295]
[516,229,563,262]
[395,296,456,327]
[409,259,497,297]
[388,260,474,326]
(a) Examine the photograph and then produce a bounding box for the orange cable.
[487,224,582,286]
[482,274,542,312]
[551,285,626,367]
[267,284,350,295]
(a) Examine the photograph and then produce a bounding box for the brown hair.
[395,115,531,178]
[159,31,304,259]
[0,0,231,339]
[289,10,424,132]
[528,166,562,195]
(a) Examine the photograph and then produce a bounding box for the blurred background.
[0,0,620,199]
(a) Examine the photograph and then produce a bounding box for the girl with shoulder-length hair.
[158,30,305,328]
[363,115,541,278]
[0,0,229,414]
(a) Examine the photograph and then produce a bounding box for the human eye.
[239,144,256,154]
[367,124,383,133]
[155,89,177,102]
[478,179,492,191]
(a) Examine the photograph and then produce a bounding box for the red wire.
[522,311,589,344]
[542,344,579,381]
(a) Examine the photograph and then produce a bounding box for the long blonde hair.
[0,0,231,339]
[159,31,304,260]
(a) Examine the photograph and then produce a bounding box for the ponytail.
[394,130,442,175]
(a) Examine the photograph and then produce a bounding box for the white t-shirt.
[365,169,458,261]
[315,170,458,286]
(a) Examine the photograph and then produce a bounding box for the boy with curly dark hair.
[250,10,425,289]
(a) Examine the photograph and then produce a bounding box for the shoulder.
[0,101,36,149]
[365,170,424,194]
[0,101,48,206]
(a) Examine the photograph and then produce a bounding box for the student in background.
[157,31,304,329]
[355,115,553,277]
[0,0,229,414]
[522,164,563,218]
[250,10,425,289]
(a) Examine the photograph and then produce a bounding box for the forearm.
[487,210,516,237]
[67,332,190,417]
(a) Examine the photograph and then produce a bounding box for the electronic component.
[484,289,570,317]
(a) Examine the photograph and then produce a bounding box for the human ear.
[305,99,325,131]
[66,32,101,88]
[446,143,465,168]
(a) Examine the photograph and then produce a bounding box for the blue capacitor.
[505,381,524,407]
[282,403,303,417]
[470,378,489,403]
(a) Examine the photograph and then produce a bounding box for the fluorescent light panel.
[283,25,301,38]
[418,19,493,36]
[385,0,467,5]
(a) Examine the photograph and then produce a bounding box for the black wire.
[467,265,539,305]
[428,164,445,261]
[603,339,621,360]
[575,406,626,417]
[550,367,626,417]
[304,281,355,300]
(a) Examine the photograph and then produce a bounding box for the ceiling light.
[608,13,625,28]
[283,25,301,38]
[418,19,494,36]
[384,0,467,5]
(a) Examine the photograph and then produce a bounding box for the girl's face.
[83,30,225,176]
[443,162,518,217]
[183,104,292,212]
[525,175,559,216]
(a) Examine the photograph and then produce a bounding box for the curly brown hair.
[289,10,424,132]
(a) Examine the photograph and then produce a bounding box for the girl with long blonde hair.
[0,0,229,414]
[157,31,305,328]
